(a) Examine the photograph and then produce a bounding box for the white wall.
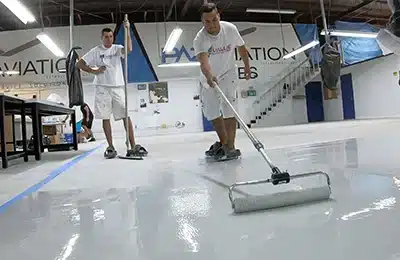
[136,22,306,82]
[341,54,400,119]
[79,78,203,137]
[323,80,344,122]
[0,21,310,136]
[309,53,400,122]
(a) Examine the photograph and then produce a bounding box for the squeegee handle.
[214,84,258,144]
[214,84,276,169]
[123,14,129,148]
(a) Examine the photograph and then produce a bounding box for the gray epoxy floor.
[1,119,400,260]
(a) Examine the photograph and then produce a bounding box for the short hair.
[199,2,218,15]
[101,27,113,36]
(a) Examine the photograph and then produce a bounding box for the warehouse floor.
[0,118,399,260]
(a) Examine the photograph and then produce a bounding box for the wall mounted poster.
[149,81,169,103]
[137,83,147,90]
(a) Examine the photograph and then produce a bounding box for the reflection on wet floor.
[1,130,400,259]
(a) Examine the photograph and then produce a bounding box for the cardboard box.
[43,125,58,136]
[324,87,338,100]
[0,115,14,152]
[48,134,61,145]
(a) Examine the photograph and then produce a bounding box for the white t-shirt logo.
[209,44,232,55]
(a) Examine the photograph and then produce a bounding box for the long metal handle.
[213,84,276,169]
[124,14,129,150]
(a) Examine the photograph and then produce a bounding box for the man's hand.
[244,66,251,80]
[207,76,218,88]
[93,66,106,74]
[124,19,130,29]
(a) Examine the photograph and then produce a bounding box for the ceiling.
[0,0,392,31]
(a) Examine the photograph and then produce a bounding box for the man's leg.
[201,84,229,156]
[95,86,117,158]
[112,87,148,156]
[102,119,113,146]
[122,117,135,149]
[82,125,90,138]
[218,77,241,158]
[211,116,228,145]
[224,117,237,150]
[84,115,95,141]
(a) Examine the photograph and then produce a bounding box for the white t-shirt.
[193,21,245,82]
[82,44,125,87]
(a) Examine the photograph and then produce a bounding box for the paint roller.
[209,79,332,214]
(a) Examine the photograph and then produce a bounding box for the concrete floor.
[1,118,400,260]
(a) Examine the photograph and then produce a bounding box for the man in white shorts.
[76,21,148,159]
[193,2,251,160]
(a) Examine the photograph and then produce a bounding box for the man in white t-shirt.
[193,2,250,161]
[76,21,148,159]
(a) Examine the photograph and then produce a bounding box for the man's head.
[101,28,114,48]
[200,3,220,35]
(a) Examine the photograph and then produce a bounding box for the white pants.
[94,85,126,121]
[200,75,238,121]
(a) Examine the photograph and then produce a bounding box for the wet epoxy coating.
[1,119,400,260]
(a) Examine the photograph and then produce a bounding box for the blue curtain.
[294,24,322,64]
[334,21,383,65]
[115,23,158,83]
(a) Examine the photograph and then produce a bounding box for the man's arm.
[121,23,133,55]
[237,45,250,68]
[232,24,251,79]
[76,59,98,74]
[126,30,132,53]
[197,52,214,81]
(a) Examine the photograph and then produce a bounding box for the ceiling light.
[164,27,183,53]
[321,30,377,38]
[36,32,65,57]
[158,62,200,68]
[0,0,35,24]
[283,40,320,60]
[5,70,19,75]
[246,8,296,14]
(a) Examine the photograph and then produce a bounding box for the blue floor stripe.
[0,143,104,214]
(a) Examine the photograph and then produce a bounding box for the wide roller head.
[232,185,331,213]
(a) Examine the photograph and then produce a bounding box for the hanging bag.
[320,40,341,90]
[66,47,84,108]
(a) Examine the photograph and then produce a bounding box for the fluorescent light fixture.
[0,0,35,24]
[321,29,377,38]
[158,62,200,68]
[283,40,320,60]
[163,27,183,53]
[246,8,296,14]
[36,32,65,57]
[5,70,19,75]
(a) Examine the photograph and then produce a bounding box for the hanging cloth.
[66,47,84,108]
[320,40,341,90]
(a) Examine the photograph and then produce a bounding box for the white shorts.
[94,85,126,121]
[200,76,238,121]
